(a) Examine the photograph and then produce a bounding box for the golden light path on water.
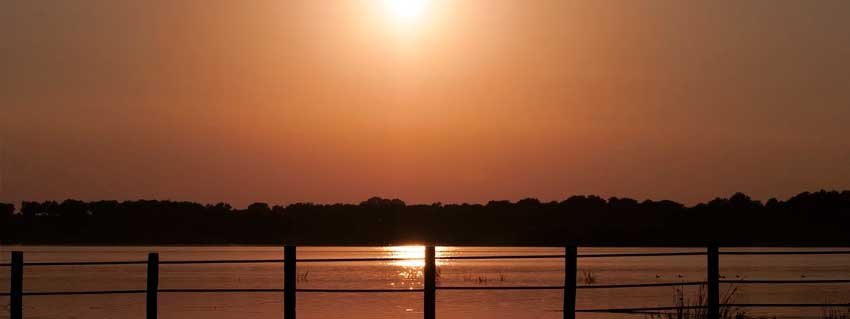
[384,245,452,267]
[383,246,450,288]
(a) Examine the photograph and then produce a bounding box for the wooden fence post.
[564,245,577,319]
[284,246,297,319]
[146,253,159,319]
[707,244,720,319]
[424,246,436,319]
[10,251,23,319]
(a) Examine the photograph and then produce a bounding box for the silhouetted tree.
[206,202,233,216]
[246,202,271,216]
[3,191,850,245]
[486,200,512,208]
[0,202,14,233]
[21,201,44,217]
[0,202,13,217]
[516,198,542,207]
[360,197,405,208]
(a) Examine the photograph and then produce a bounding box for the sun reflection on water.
[383,246,448,288]
[386,245,426,267]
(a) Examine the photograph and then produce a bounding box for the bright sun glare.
[385,245,445,267]
[387,245,426,267]
[382,0,428,25]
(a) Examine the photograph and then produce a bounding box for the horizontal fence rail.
[719,250,850,255]
[4,247,850,319]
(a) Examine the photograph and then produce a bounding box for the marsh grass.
[645,283,745,319]
[821,301,850,319]
[297,270,310,282]
[460,271,507,284]
[580,270,597,285]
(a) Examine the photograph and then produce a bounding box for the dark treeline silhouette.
[1,190,849,246]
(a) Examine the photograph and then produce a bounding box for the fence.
[3,245,850,319]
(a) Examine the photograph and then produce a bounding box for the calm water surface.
[1,246,849,319]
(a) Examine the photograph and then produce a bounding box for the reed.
[459,271,507,284]
[297,270,310,282]
[821,302,850,319]
[580,270,597,285]
[646,283,745,319]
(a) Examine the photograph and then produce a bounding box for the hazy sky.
[2,0,849,207]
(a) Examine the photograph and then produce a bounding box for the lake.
[1,246,849,319]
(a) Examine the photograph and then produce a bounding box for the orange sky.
[2,0,850,207]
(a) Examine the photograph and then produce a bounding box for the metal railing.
[3,246,850,319]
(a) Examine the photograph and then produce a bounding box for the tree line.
[1,190,849,245]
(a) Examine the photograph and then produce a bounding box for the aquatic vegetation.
[297,270,310,282]
[459,271,506,284]
[580,270,597,285]
[648,284,849,319]
[821,302,850,319]
[645,283,745,319]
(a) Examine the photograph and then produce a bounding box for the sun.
[382,0,429,25]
